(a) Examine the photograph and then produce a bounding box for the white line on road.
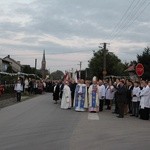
[88,113,99,120]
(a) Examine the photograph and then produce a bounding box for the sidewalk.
[0,94,37,109]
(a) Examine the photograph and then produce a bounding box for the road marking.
[88,113,99,120]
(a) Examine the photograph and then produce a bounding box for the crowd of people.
[14,77,54,101]
[52,77,150,120]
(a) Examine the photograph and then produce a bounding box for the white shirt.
[99,84,106,99]
[14,83,23,92]
[140,85,150,108]
[105,85,115,100]
[132,86,140,102]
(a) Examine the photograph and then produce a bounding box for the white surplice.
[61,85,71,109]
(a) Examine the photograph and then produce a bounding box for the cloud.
[0,0,150,72]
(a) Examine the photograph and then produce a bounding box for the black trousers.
[132,101,139,116]
[114,98,119,113]
[140,107,149,120]
[106,99,111,110]
[128,100,132,113]
[118,102,125,117]
[99,99,104,111]
[16,92,21,102]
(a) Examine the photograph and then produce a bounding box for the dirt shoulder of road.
[0,94,38,109]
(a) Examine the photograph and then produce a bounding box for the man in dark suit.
[59,80,64,100]
[126,80,134,114]
[114,80,127,118]
[69,79,77,107]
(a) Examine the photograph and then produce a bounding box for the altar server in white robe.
[88,76,100,112]
[105,81,115,110]
[139,80,150,120]
[61,81,71,109]
[74,79,88,111]
[131,81,140,117]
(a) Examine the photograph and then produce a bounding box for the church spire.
[41,50,46,79]
[42,50,46,62]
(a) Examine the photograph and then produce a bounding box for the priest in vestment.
[74,79,88,112]
[61,81,71,109]
[88,77,100,112]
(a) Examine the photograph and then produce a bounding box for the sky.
[0,0,150,73]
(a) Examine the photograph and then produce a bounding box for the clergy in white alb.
[139,81,150,120]
[61,81,71,109]
[74,79,88,112]
[88,76,100,112]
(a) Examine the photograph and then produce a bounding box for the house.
[0,58,10,72]
[3,55,22,73]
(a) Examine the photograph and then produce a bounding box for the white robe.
[140,85,150,109]
[74,84,88,111]
[88,84,100,112]
[132,86,140,102]
[99,84,106,99]
[61,85,71,109]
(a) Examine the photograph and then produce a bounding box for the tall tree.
[88,49,127,79]
[50,70,64,80]
[137,47,150,80]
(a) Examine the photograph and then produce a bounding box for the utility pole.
[100,43,109,79]
[35,59,37,77]
[78,61,82,79]
[35,59,37,69]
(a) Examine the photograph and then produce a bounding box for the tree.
[6,65,13,73]
[22,65,36,74]
[50,70,64,80]
[88,49,127,79]
[137,47,150,80]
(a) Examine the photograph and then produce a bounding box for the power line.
[111,1,150,41]
[105,0,136,40]
[110,0,149,42]
[105,0,149,43]
[110,0,142,40]
[0,49,92,57]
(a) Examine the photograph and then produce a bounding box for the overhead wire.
[110,0,149,42]
[109,0,142,40]
[105,0,136,40]
[111,0,150,41]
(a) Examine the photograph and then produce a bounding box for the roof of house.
[0,58,11,64]
[3,55,22,67]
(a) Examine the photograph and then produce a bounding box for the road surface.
[0,93,149,150]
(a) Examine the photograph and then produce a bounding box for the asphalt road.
[0,93,149,150]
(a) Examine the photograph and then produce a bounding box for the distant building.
[41,50,46,79]
[0,58,10,72]
[3,55,22,72]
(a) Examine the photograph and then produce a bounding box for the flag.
[125,65,135,72]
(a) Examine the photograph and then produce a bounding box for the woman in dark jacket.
[53,81,60,104]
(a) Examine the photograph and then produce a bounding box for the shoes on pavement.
[112,111,117,114]
[117,115,124,118]
[130,114,135,116]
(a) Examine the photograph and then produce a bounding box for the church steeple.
[42,50,46,62]
[41,50,46,79]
